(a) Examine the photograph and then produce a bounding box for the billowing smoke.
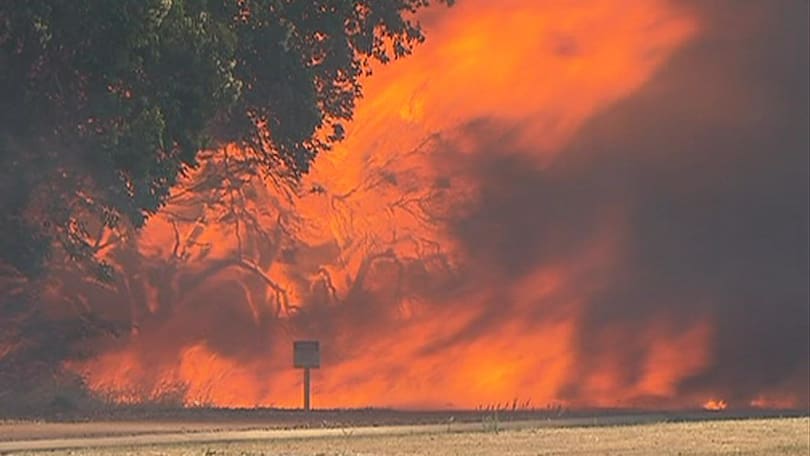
[445,0,809,407]
[4,0,807,410]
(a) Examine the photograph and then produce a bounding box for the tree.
[0,0,453,404]
[0,0,451,280]
[11,135,459,406]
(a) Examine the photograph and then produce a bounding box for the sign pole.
[293,340,319,412]
[303,367,311,411]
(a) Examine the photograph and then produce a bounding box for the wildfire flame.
[43,1,804,410]
[703,399,727,411]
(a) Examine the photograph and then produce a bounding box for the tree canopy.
[0,0,450,278]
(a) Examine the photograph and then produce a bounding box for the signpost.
[293,340,320,411]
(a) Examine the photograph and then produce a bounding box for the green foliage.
[0,0,450,278]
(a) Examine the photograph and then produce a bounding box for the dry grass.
[7,417,808,455]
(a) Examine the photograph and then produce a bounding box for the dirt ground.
[0,416,807,455]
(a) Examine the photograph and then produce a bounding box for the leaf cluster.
[0,0,450,277]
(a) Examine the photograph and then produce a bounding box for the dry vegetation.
[5,417,808,455]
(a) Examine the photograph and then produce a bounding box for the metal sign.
[293,340,320,369]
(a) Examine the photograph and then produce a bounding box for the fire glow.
[50,0,805,410]
[703,399,728,411]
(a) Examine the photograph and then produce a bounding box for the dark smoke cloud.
[447,1,809,405]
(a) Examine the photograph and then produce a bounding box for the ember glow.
[50,0,810,410]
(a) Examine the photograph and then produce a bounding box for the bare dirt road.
[0,412,807,455]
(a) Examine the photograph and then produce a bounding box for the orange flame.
[59,0,738,410]
[703,399,727,411]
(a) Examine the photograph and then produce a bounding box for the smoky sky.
[449,1,809,405]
